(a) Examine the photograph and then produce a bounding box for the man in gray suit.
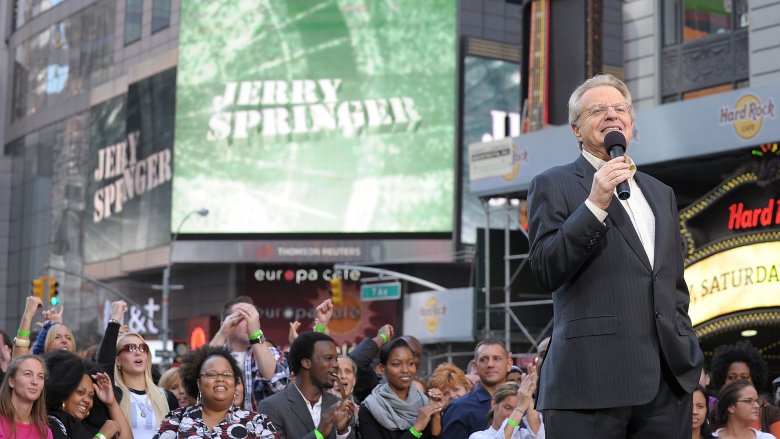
[527,74,703,438]
[259,331,355,438]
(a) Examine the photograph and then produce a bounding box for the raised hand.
[427,387,443,404]
[220,311,244,333]
[288,321,301,344]
[23,296,43,318]
[234,303,262,334]
[377,324,394,342]
[43,304,64,322]
[317,403,340,436]
[315,298,334,328]
[333,399,355,433]
[110,301,127,322]
[413,400,444,432]
[92,372,116,405]
[515,370,537,412]
[589,155,631,210]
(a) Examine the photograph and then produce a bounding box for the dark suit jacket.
[527,154,703,410]
[259,383,355,439]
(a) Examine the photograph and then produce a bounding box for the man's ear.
[302,358,312,371]
[571,124,583,144]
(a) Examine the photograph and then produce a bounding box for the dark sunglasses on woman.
[116,343,150,355]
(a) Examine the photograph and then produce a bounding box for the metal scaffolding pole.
[481,198,553,353]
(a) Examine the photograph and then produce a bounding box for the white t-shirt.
[713,427,777,439]
[469,426,500,439]
[497,416,545,439]
[126,390,160,439]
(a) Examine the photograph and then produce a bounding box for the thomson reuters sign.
[719,94,776,140]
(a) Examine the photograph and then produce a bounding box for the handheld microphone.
[603,131,630,200]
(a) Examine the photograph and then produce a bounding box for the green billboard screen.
[173,0,456,234]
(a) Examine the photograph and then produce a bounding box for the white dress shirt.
[582,150,656,268]
[293,383,351,439]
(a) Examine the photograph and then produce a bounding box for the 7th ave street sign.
[360,282,401,301]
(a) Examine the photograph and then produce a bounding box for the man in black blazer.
[259,332,355,438]
[527,74,703,438]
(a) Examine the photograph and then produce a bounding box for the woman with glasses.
[0,355,52,439]
[112,332,176,438]
[713,380,777,439]
[43,350,132,439]
[154,345,280,438]
[709,342,780,437]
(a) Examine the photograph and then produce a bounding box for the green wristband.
[249,329,263,341]
[95,433,107,439]
[314,324,327,333]
[17,329,31,337]
[314,429,325,439]
[507,418,520,428]
[409,427,423,438]
[378,333,388,343]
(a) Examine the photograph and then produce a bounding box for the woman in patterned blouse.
[154,346,279,438]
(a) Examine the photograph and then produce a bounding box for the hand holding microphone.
[588,131,632,210]
[604,131,631,200]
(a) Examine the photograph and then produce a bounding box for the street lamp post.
[160,207,208,364]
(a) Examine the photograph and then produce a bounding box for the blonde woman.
[159,367,195,409]
[469,376,544,439]
[113,333,176,439]
[41,324,76,353]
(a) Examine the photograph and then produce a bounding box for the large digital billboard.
[85,69,175,262]
[174,0,457,234]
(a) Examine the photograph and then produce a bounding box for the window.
[125,0,143,44]
[152,0,171,33]
[662,0,749,45]
[683,0,730,42]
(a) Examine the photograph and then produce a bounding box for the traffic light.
[31,276,45,301]
[329,278,343,306]
[48,276,60,306]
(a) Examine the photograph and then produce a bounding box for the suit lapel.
[574,155,652,272]
[287,385,316,431]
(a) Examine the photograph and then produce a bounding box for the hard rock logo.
[719,94,776,140]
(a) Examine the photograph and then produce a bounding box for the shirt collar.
[293,382,322,408]
[582,149,637,177]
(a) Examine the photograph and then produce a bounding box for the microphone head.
[604,130,627,154]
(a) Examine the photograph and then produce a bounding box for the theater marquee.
[681,160,780,326]
[684,241,780,326]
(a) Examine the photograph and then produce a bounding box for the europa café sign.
[681,161,780,326]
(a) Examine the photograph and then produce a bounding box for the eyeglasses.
[736,398,761,406]
[578,102,632,120]
[199,371,235,381]
[116,343,150,355]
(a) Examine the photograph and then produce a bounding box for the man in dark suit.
[259,331,355,438]
[527,74,703,438]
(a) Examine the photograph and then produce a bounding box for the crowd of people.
[1,294,778,439]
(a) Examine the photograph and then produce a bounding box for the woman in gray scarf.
[359,338,444,438]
